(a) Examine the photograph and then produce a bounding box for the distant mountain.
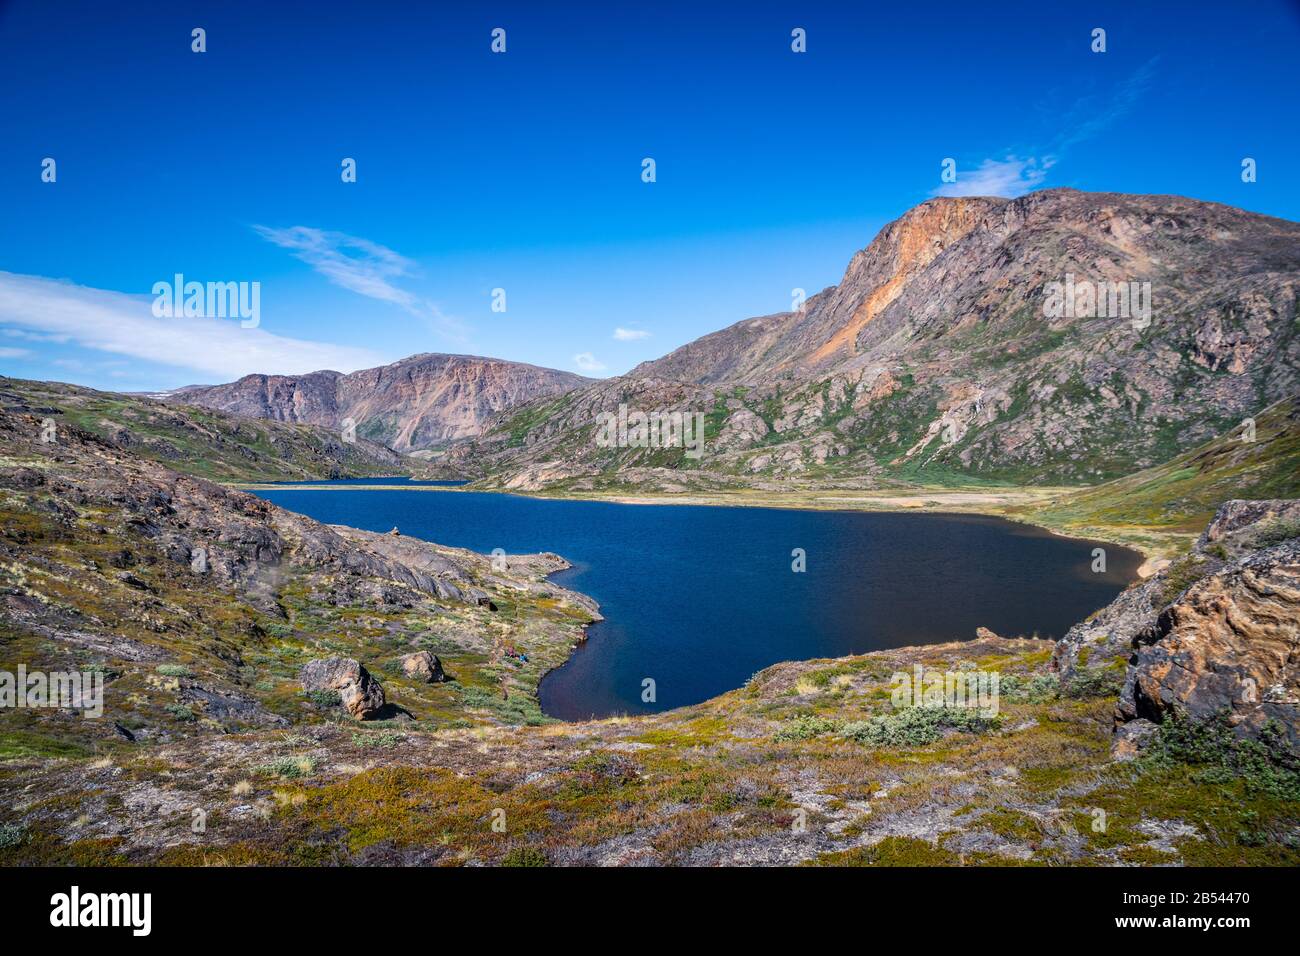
[169,353,592,451]
[461,189,1300,489]
[0,377,407,482]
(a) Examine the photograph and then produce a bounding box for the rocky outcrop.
[171,354,591,451]
[300,657,386,719]
[1117,537,1300,755]
[1054,499,1300,758]
[401,650,446,683]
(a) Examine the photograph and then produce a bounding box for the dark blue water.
[266,478,469,486]
[253,486,1141,720]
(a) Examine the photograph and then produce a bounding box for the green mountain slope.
[0,377,410,482]
[1020,394,1300,552]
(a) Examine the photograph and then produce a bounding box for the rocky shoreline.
[2,402,1297,865]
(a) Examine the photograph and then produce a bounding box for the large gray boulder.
[400,650,446,683]
[300,656,386,720]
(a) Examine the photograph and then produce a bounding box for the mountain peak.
[169,354,589,450]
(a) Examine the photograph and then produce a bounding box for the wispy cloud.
[3,327,69,344]
[935,156,1053,198]
[613,327,650,341]
[933,59,1158,199]
[0,346,32,359]
[254,225,470,344]
[0,272,386,380]
[572,352,606,372]
[1055,58,1158,153]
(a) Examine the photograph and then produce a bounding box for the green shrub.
[998,673,1060,704]
[350,730,402,749]
[774,715,840,741]
[257,755,316,779]
[1157,556,1208,606]
[155,664,191,678]
[0,823,27,850]
[164,703,196,722]
[1143,711,1300,800]
[841,706,1000,747]
[1252,518,1300,549]
[501,846,549,867]
[1062,668,1123,699]
[305,689,342,708]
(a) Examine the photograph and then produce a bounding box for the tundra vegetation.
[1,384,1298,865]
[3,189,1299,866]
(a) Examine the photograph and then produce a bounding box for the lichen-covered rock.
[1111,717,1159,761]
[1053,499,1300,684]
[300,656,386,719]
[401,650,445,683]
[1117,539,1300,755]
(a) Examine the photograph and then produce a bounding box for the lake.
[253,485,1141,720]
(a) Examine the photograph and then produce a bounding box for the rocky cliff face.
[474,189,1300,488]
[1053,499,1300,758]
[1,376,406,483]
[172,353,591,451]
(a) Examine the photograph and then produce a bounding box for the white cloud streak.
[934,155,1054,198]
[254,225,470,344]
[613,327,651,341]
[0,272,386,380]
[572,352,606,372]
[933,60,1157,200]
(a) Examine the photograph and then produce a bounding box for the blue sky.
[1,0,1297,391]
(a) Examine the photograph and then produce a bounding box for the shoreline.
[244,479,1151,723]
[236,478,1184,570]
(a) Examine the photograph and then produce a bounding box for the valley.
[2,189,1298,868]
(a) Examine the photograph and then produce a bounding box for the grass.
[257,755,317,780]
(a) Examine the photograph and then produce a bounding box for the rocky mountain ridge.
[0,377,408,483]
[468,189,1300,488]
[170,353,591,452]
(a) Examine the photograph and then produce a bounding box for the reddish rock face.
[171,354,590,451]
[457,190,1300,488]
[300,657,386,720]
[400,650,446,684]
[1109,500,1300,757]
[1122,552,1300,753]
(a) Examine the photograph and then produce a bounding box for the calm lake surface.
[253,485,1141,720]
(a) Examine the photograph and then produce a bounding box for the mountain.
[1023,393,1300,550]
[170,353,591,452]
[0,377,408,482]
[463,189,1300,489]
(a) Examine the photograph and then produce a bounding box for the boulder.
[1110,718,1159,761]
[300,656,386,720]
[1116,539,1300,755]
[974,626,1000,640]
[401,650,446,683]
